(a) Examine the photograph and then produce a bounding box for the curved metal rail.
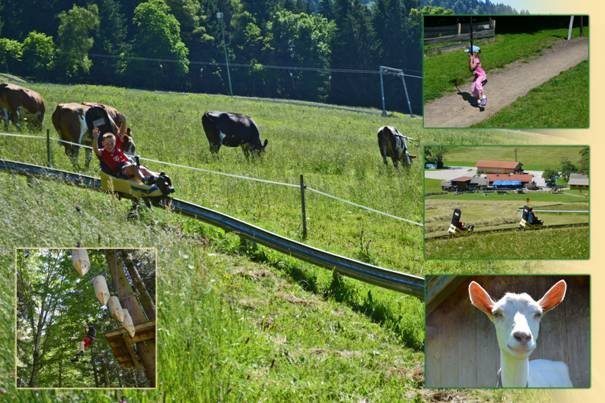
[0,159,425,298]
[425,222,590,241]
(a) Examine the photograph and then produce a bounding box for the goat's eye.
[492,311,503,318]
[534,312,542,319]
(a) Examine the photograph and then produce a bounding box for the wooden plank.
[424,30,495,44]
[104,320,156,369]
[426,275,466,315]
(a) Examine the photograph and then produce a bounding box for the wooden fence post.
[46,129,52,167]
[300,174,308,240]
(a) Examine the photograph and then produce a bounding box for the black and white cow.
[201,111,268,158]
[377,126,415,168]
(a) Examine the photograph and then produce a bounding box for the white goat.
[468,280,573,387]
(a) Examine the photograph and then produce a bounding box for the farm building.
[486,173,534,188]
[425,275,589,388]
[568,173,589,190]
[470,175,489,188]
[442,176,472,191]
[476,160,523,174]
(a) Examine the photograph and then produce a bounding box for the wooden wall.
[425,275,590,388]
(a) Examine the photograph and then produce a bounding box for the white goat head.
[468,280,566,360]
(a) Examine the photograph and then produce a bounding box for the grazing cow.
[0,83,45,130]
[52,102,133,169]
[377,126,415,168]
[201,111,268,158]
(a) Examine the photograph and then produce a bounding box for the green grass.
[426,189,589,203]
[0,172,547,401]
[425,227,589,260]
[474,61,589,128]
[0,80,557,278]
[436,145,587,171]
[424,178,445,194]
[424,27,588,102]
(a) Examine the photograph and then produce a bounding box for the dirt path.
[424,38,589,128]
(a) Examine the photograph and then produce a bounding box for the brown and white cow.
[202,111,268,158]
[51,102,133,169]
[0,83,45,130]
[377,126,415,168]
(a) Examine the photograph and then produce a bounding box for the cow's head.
[240,139,268,159]
[123,128,136,155]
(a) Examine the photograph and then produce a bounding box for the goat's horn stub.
[468,281,495,316]
[538,280,567,313]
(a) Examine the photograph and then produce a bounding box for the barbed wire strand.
[306,186,423,227]
[1,131,422,226]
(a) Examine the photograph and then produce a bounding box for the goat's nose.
[513,331,532,344]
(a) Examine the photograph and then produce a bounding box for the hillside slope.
[0,172,551,401]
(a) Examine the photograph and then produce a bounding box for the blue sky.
[493,0,546,13]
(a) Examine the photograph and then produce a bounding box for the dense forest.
[0,0,518,112]
[16,249,156,388]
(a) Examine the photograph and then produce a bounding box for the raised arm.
[92,128,102,157]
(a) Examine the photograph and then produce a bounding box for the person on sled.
[92,127,158,184]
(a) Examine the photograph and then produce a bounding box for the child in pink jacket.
[467,45,487,108]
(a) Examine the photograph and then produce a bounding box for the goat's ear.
[538,280,567,313]
[468,281,495,316]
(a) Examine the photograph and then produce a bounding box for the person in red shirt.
[70,322,96,362]
[92,128,156,183]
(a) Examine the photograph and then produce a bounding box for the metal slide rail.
[0,159,425,298]
[425,222,590,241]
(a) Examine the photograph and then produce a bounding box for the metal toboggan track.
[0,159,425,298]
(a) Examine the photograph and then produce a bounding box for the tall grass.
[425,227,589,260]
[474,61,589,128]
[0,81,565,400]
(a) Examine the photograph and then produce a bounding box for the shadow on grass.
[178,220,423,351]
[238,236,423,351]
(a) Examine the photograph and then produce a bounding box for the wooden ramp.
[104,320,155,368]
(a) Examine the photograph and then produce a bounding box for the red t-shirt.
[100,146,129,173]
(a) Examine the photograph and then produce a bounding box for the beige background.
[498,1,601,400]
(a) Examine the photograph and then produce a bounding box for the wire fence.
[0,131,424,228]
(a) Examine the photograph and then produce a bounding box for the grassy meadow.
[425,226,588,260]
[474,60,589,128]
[0,79,568,400]
[0,81,560,276]
[0,173,550,401]
[423,27,588,102]
[433,145,587,171]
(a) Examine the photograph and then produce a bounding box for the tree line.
[0,0,518,112]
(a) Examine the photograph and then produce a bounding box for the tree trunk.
[120,251,156,319]
[91,345,100,387]
[58,357,63,387]
[106,250,156,387]
[102,351,111,386]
